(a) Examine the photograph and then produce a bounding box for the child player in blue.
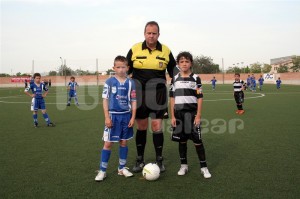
[251,76,256,92]
[24,73,55,127]
[276,77,282,90]
[258,75,264,91]
[95,56,137,182]
[66,76,79,106]
[246,75,251,90]
[210,76,217,91]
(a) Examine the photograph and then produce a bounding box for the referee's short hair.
[235,73,240,76]
[114,55,128,65]
[144,21,160,33]
[176,51,193,63]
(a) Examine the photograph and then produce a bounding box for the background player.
[24,73,55,127]
[66,76,79,106]
[251,76,256,92]
[95,56,137,182]
[276,77,282,90]
[170,52,211,178]
[258,75,264,91]
[210,76,217,91]
[233,73,245,115]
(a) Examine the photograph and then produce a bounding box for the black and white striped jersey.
[169,73,203,111]
[233,80,244,92]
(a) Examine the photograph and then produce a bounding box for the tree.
[290,56,300,72]
[16,72,22,76]
[49,71,57,76]
[57,65,73,76]
[193,55,220,74]
[226,67,242,74]
[250,62,262,73]
[0,73,10,77]
[277,64,289,73]
[262,64,272,73]
[106,69,114,75]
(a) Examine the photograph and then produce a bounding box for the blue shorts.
[69,90,77,97]
[103,113,133,142]
[31,98,46,111]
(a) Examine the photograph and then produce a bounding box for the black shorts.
[171,111,202,144]
[135,84,168,119]
[234,91,244,104]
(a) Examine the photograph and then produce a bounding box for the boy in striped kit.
[169,52,211,179]
[233,73,245,115]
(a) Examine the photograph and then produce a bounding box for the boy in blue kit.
[251,76,256,92]
[258,75,264,91]
[246,75,251,90]
[170,52,211,179]
[66,76,79,106]
[210,76,217,91]
[95,56,137,182]
[24,73,55,127]
[276,77,282,90]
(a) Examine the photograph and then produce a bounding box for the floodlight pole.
[96,58,99,86]
[222,58,224,84]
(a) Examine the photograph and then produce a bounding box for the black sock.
[153,131,164,157]
[136,130,147,159]
[195,143,207,168]
[179,142,187,164]
[237,104,243,110]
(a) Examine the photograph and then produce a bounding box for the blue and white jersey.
[68,81,78,91]
[251,78,256,86]
[211,79,217,85]
[258,78,264,85]
[25,83,48,99]
[247,77,251,85]
[102,77,136,114]
[276,80,282,85]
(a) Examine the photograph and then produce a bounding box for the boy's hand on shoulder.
[105,117,113,128]
[128,118,135,128]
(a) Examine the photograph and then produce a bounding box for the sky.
[1,0,300,75]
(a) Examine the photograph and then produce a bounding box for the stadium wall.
[1,73,300,87]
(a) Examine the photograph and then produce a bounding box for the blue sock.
[42,113,50,124]
[119,146,128,170]
[100,149,111,172]
[33,114,38,123]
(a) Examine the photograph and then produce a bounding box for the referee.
[126,21,177,172]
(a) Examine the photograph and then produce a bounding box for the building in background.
[270,55,295,73]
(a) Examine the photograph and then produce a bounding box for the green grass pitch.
[0,84,299,198]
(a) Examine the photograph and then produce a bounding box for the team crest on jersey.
[111,86,117,94]
[159,62,163,68]
[189,82,196,88]
[34,88,36,91]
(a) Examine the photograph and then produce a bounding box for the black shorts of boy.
[135,84,168,119]
[234,91,244,104]
[172,111,202,144]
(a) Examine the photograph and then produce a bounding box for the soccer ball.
[142,163,160,181]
